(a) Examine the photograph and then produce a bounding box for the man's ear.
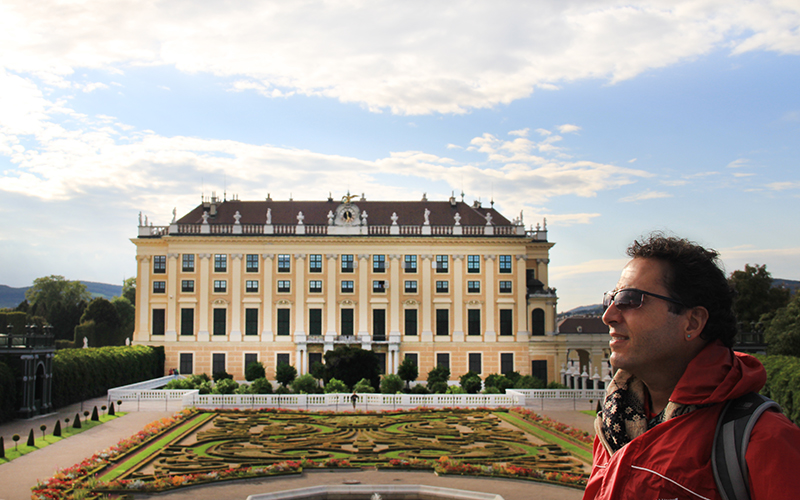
[685,306,709,341]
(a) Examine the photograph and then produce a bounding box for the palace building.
[132,193,573,384]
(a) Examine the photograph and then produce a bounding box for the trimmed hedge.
[0,361,17,424]
[52,345,164,408]
[759,354,800,426]
[0,311,27,334]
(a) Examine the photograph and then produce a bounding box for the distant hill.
[0,281,123,309]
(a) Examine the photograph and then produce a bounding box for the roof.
[557,316,609,334]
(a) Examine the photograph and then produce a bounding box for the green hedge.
[0,311,27,334]
[759,355,800,426]
[52,345,164,408]
[0,361,16,423]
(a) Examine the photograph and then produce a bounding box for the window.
[245,308,258,336]
[532,308,545,336]
[469,353,482,374]
[245,353,258,371]
[372,280,386,293]
[501,353,514,374]
[309,280,322,293]
[180,308,194,336]
[246,280,259,293]
[309,308,322,336]
[376,352,387,374]
[404,280,417,294]
[277,308,290,336]
[277,254,291,273]
[404,309,417,336]
[404,255,417,273]
[499,255,512,274]
[341,309,354,336]
[153,255,166,274]
[436,309,449,336]
[309,254,322,273]
[214,280,227,293]
[500,309,513,336]
[468,309,481,336]
[341,254,354,273]
[181,280,194,293]
[467,280,481,293]
[277,353,290,367]
[499,280,512,294]
[246,254,259,273]
[436,353,450,370]
[436,255,449,273]
[213,309,226,335]
[212,353,226,375]
[404,353,418,367]
[309,352,322,368]
[152,309,165,335]
[373,309,386,340]
[436,280,449,293]
[214,254,227,272]
[341,280,354,293]
[373,254,386,273]
[532,360,548,385]
[179,353,193,374]
[182,254,195,272]
[277,280,291,293]
[152,281,166,294]
[468,255,481,273]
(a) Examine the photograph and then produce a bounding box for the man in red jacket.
[583,234,800,500]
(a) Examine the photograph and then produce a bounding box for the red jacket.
[583,342,800,500]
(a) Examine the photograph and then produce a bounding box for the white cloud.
[628,158,637,163]
[766,181,800,191]
[732,172,755,178]
[557,124,581,134]
[726,158,749,168]
[619,189,673,202]
[509,128,529,137]
[550,258,630,278]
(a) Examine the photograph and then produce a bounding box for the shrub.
[212,371,233,382]
[484,373,514,392]
[276,363,297,387]
[482,385,501,394]
[213,378,239,395]
[410,384,430,394]
[459,371,482,394]
[397,356,419,388]
[249,377,274,394]
[446,385,466,394]
[427,365,450,386]
[0,361,16,424]
[428,381,448,394]
[380,374,404,394]
[275,385,291,395]
[547,381,568,389]
[291,374,320,394]
[514,375,546,389]
[759,354,800,425]
[245,361,266,381]
[324,378,348,393]
[353,378,376,393]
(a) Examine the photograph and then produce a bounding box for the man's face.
[603,258,688,376]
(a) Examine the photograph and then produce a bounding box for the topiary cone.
[53,420,62,437]
[27,429,35,447]
[0,436,5,458]
[108,402,115,416]
[73,413,82,429]
[91,406,99,421]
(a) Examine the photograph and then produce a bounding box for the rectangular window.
[373,309,386,340]
[501,353,514,374]
[436,352,450,370]
[309,352,322,368]
[468,309,481,336]
[309,308,322,336]
[404,353,418,367]
[277,254,291,273]
[469,353,482,374]
[277,353,290,367]
[341,280,354,293]
[152,281,166,294]
[246,280,259,293]
[180,308,194,336]
[500,309,514,336]
[212,353,226,375]
[436,280,449,293]
[499,255,512,274]
[532,360,548,385]
[246,254,259,273]
[309,280,322,293]
[214,280,227,293]
[404,255,417,273]
[499,280,512,294]
[213,309,226,335]
[182,254,195,272]
[376,352,386,374]
[214,254,227,272]
[181,280,195,293]
[341,309,354,336]
[372,280,386,293]
[245,308,259,336]
[309,254,322,273]
[373,254,386,273]
[468,255,481,273]
[179,353,193,375]
[436,309,449,336]
[153,255,166,274]
[468,280,481,293]
[404,309,418,336]
[341,254,354,273]
[404,280,417,294]
[436,255,449,273]
[245,353,258,371]
[277,280,291,293]
[277,308,290,336]
[152,309,165,335]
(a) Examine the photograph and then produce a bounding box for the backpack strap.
[712,392,781,500]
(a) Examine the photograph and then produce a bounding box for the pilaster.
[420,254,433,341]
[262,254,274,341]
[230,253,243,342]
[198,253,211,341]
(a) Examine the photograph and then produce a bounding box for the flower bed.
[510,407,594,446]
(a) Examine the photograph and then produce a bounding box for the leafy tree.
[729,264,791,330]
[276,363,297,387]
[353,378,376,393]
[765,293,800,357]
[212,370,233,382]
[397,356,419,389]
[78,298,125,346]
[427,365,450,385]
[324,378,348,393]
[322,346,380,389]
[112,296,135,340]
[249,377,274,394]
[26,276,91,340]
[292,374,320,394]
[410,384,429,394]
[380,374,404,394]
[122,277,137,306]
[514,375,546,389]
[213,378,239,394]
[484,373,514,392]
[245,361,266,381]
[309,361,326,381]
[459,371,482,394]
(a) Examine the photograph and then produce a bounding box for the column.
[261,254,274,341]
[198,253,211,341]
[358,254,369,339]
[452,255,464,341]
[230,253,243,341]
[515,255,529,340]
[294,254,306,339]
[136,255,150,342]
[389,255,401,337]
[484,255,496,341]
[296,345,306,375]
[326,254,338,337]
[165,253,178,341]
[420,255,433,341]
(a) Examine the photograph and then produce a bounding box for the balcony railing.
[0,333,55,350]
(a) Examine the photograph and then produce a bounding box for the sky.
[1,0,799,312]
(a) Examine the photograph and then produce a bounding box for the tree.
[112,296,135,340]
[245,361,266,381]
[276,363,297,387]
[322,346,380,389]
[729,264,791,330]
[292,374,320,394]
[79,298,125,346]
[397,356,419,389]
[122,277,136,306]
[765,293,800,357]
[380,374,404,394]
[459,371,482,394]
[514,375,546,389]
[484,373,514,392]
[427,365,450,394]
[324,378,348,393]
[25,276,91,340]
[353,378,376,393]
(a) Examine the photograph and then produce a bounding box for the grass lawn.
[497,412,593,464]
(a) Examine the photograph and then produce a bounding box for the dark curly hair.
[627,233,738,347]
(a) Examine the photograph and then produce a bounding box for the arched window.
[531,308,545,336]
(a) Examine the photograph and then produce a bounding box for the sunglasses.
[603,288,686,311]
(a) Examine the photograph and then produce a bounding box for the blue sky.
[1,1,799,311]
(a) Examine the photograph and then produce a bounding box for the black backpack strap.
[712,392,781,500]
